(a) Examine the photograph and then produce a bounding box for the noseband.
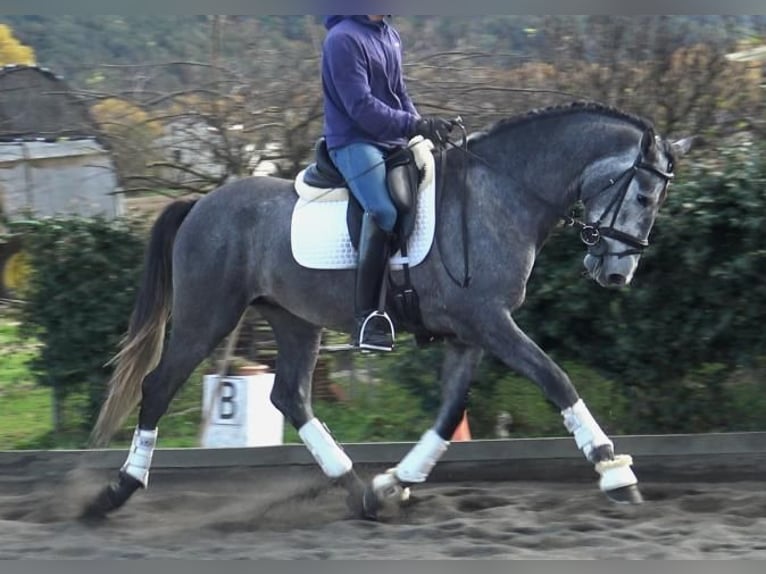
[565,149,674,258]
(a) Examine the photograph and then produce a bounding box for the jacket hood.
[324,16,345,30]
[324,15,385,30]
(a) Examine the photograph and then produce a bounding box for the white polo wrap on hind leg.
[561,399,613,462]
[299,418,353,478]
[121,427,157,487]
[394,429,449,483]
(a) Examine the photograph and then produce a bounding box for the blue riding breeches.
[329,142,397,233]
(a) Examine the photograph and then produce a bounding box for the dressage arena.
[2,433,766,559]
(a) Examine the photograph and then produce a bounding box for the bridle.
[563,146,675,259]
[438,124,675,286]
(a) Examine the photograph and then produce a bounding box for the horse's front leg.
[363,340,484,518]
[471,308,642,504]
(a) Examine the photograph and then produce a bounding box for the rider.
[321,15,453,351]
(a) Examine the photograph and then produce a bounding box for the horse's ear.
[640,130,654,155]
[670,136,697,159]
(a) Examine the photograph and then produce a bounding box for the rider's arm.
[323,32,418,140]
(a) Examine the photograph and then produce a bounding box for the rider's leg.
[352,213,394,350]
[330,143,397,351]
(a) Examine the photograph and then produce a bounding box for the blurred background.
[0,15,764,450]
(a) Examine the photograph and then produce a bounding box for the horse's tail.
[90,199,198,447]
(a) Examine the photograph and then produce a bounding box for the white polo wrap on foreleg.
[395,429,449,484]
[298,418,353,478]
[121,427,157,487]
[561,399,613,461]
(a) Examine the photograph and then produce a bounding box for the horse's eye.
[636,194,651,208]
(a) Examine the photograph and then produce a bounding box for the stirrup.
[357,311,395,352]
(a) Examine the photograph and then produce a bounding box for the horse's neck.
[471,119,639,215]
[456,145,575,234]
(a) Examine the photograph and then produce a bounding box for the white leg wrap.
[596,455,638,491]
[298,418,353,479]
[120,427,157,487]
[394,429,449,484]
[561,399,613,461]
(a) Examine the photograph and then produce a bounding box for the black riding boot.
[354,213,395,352]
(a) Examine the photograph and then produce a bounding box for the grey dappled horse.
[86,102,693,520]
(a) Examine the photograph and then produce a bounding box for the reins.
[436,118,473,288]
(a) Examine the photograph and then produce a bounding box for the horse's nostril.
[607,274,626,286]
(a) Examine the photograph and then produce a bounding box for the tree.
[72,16,325,195]
[90,97,163,189]
[0,23,35,65]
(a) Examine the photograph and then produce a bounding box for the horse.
[84,101,693,521]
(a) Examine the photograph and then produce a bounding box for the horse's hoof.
[80,472,142,521]
[79,485,116,523]
[360,484,382,520]
[344,484,378,520]
[604,484,644,505]
[361,469,412,520]
[334,470,376,520]
[344,489,377,520]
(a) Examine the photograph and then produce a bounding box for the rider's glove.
[410,116,453,146]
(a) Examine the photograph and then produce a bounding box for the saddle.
[300,137,424,253]
[293,135,439,345]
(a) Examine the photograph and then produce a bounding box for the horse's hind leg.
[363,340,483,517]
[256,304,369,517]
[84,295,247,519]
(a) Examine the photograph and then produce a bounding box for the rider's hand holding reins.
[411,116,454,147]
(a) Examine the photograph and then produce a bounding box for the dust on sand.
[1,465,766,559]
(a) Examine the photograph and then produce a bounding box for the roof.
[0,64,102,143]
[0,138,108,163]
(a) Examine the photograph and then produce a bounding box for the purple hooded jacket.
[321,16,419,150]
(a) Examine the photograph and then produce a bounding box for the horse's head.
[581,130,695,288]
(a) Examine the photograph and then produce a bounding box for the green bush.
[714,357,766,432]
[13,216,145,431]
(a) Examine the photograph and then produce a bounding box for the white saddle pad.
[290,137,436,270]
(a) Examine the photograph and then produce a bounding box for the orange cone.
[451,411,472,441]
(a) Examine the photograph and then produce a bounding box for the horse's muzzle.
[583,253,637,289]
